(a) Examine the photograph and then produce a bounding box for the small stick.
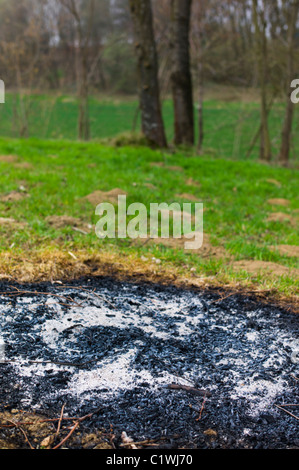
[56,403,66,437]
[52,421,80,449]
[275,405,299,421]
[5,418,34,449]
[1,286,83,308]
[166,384,211,397]
[196,392,207,421]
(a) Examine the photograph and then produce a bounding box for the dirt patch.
[82,188,128,206]
[265,179,282,188]
[0,155,18,164]
[144,183,157,190]
[46,215,83,229]
[185,178,201,188]
[0,217,27,228]
[150,162,184,172]
[0,410,57,449]
[175,193,200,202]
[167,165,184,172]
[0,191,29,203]
[232,260,299,277]
[13,162,34,170]
[266,212,297,226]
[0,409,112,449]
[150,162,164,168]
[270,245,299,258]
[46,215,92,234]
[267,199,290,207]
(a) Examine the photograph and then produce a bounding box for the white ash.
[0,284,297,424]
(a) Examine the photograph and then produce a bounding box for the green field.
[0,135,298,300]
[1,90,299,163]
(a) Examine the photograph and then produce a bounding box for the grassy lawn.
[1,89,299,162]
[0,136,298,304]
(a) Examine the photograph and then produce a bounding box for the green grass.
[0,137,298,297]
[1,91,299,162]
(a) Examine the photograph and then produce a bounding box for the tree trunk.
[197,59,204,153]
[252,0,271,162]
[60,0,94,141]
[170,0,194,146]
[77,50,90,141]
[192,0,204,153]
[279,0,299,166]
[129,0,167,148]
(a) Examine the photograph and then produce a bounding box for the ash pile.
[0,278,298,449]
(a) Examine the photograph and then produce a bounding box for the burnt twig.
[275,405,299,421]
[196,392,208,421]
[166,383,211,397]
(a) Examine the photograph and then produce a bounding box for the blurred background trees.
[0,0,298,162]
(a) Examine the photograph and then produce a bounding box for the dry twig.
[4,418,34,449]
[275,405,299,421]
[56,403,66,437]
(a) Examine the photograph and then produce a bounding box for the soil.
[167,166,184,172]
[144,183,157,190]
[175,194,201,202]
[267,199,290,207]
[232,260,299,277]
[0,155,18,164]
[150,162,164,168]
[13,162,33,170]
[266,212,297,226]
[0,409,112,449]
[185,178,201,188]
[82,189,128,206]
[270,245,299,258]
[150,163,184,172]
[46,215,92,234]
[0,217,28,228]
[265,179,282,188]
[0,191,29,202]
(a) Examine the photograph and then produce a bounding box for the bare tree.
[129,0,167,148]
[191,0,207,153]
[0,0,47,137]
[252,0,272,162]
[170,0,194,146]
[59,0,96,140]
[279,0,299,166]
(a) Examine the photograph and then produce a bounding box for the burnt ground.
[0,276,298,450]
